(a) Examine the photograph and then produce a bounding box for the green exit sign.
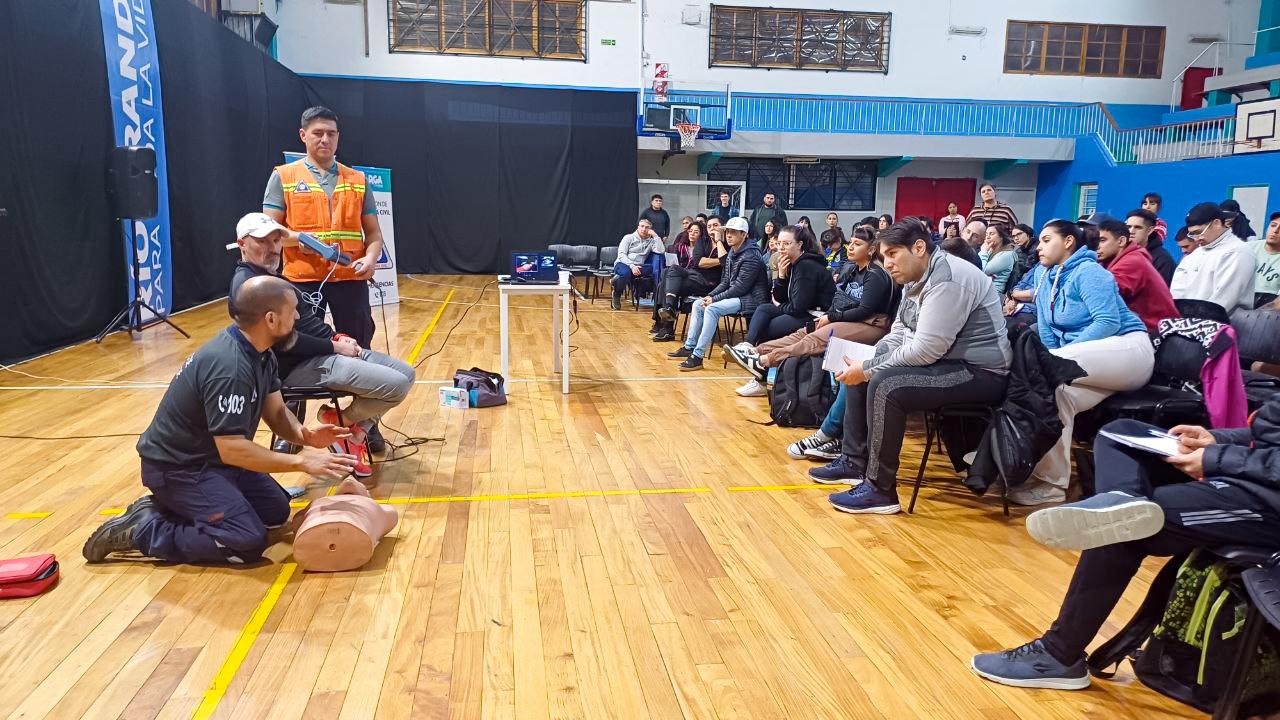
[600,38,617,46]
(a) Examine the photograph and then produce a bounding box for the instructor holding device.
[263,106,384,349]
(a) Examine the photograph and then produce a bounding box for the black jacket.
[772,251,836,317]
[1206,393,1280,512]
[964,331,1087,494]
[640,207,671,240]
[229,261,335,379]
[830,263,893,324]
[1148,241,1177,286]
[710,242,770,315]
[689,235,725,286]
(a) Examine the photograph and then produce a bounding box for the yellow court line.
[5,512,52,519]
[406,288,455,365]
[192,562,297,720]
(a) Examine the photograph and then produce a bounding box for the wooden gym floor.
[0,274,1198,719]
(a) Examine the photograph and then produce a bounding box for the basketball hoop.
[675,122,701,149]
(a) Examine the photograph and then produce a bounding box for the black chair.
[565,245,598,297]
[1176,298,1231,324]
[589,247,619,302]
[1231,308,1280,410]
[548,243,573,266]
[910,404,1009,516]
[1214,547,1280,719]
[1085,334,1212,430]
[717,311,750,365]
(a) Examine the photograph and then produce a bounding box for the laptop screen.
[512,252,559,281]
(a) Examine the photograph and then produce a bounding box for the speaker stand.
[94,220,189,343]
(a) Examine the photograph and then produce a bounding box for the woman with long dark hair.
[742,225,834,346]
[979,224,1016,294]
[652,220,722,342]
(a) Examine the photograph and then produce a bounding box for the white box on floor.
[439,387,468,409]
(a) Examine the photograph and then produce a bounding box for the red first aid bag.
[0,554,59,599]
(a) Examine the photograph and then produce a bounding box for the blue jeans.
[611,253,664,298]
[820,383,846,438]
[682,297,742,358]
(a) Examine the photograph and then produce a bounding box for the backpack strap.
[1087,552,1189,678]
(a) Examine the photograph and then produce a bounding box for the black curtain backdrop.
[153,0,315,311]
[0,0,124,363]
[304,77,638,274]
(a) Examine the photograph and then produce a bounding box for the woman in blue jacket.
[1014,220,1155,506]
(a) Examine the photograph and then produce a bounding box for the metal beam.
[877,156,912,177]
[982,159,1028,180]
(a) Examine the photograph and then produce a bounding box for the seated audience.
[979,224,1016,294]
[760,218,780,254]
[787,383,850,461]
[973,399,1280,689]
[1171,202,1257,314]
[611,217,665,311]
[652,220,722,341]
[797,216,813,234]
[727,227,893,397]
[668,217,768,371]
[1125,209,1176,286]
[939,202,966,235]
[1142,191,1169,244]
[694,212,709,225]
[1221,198,1257,241]
[1095,218,1179,332]
[1006,223,1038,291]
[821,213,847,274]
[968,183,1019,228]
[1017,220,1154,506]
[1175,225,1196,258]
[941,235,982,269]
[962,220,987,251]
[82,276,358,564]
[940,222,961,241]
[230,213,414,482]
[670,216,693,250]
[744,226,836,346]
[709,190,738,225]
[878,214,894,231]
[1251,211,1280,308]
[809,220,1011,514]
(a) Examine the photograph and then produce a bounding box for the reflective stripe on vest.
[276,159,367,283]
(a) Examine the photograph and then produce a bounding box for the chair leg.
[1213,603,1263,720]
[909,413,936,514]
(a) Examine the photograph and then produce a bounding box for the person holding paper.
[809,219,1011,514]
[971,400,1280,691]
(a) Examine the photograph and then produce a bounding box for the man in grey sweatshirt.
[810,219,1012,514]
[611,218,666,310]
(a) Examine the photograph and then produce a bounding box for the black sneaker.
[272,438,297,454]
[366,422,386,454]
[658,305,678,323]
[82,496,160,563]
[653,329,676,342]
[648,322,662,334]
[668,347,692,358]
[678,355,704,371]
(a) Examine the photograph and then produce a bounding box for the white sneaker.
[733,342,756,356]
[1007,482,1068,507]
[803,437,842,461]
[787,432,830,459]
[736,379,768,397]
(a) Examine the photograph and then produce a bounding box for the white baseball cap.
[236,212,288,239]
[725,217,750,233]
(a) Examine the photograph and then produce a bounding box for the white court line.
[0,376,750,391]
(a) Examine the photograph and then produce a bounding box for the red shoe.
[342,425,373,479]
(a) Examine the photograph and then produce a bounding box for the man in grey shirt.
[810,219,1011,514]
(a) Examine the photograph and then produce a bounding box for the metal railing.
[1167,41,1255,113]
[725,94,1237,165]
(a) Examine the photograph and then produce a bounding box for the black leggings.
[652,267,712,321]
[746,304,809,345]
[293,279,374,347]
[1038,419,1280,664]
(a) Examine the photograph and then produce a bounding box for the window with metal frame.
[389,0,586,59]
[709,5,891,73]
[1004,20,1164,79]
[707,158,788,209]
[1076,183,1099,219]
[708,159,877,212]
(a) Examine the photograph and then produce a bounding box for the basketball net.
[675,122,700,149]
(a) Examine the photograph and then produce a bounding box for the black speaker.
[107,146,158,219]
[253,15,278,48]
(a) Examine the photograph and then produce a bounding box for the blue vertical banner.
[98,0,172,315]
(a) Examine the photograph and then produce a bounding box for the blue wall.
[1106,104,1169,129]
[1035,136,1280,262]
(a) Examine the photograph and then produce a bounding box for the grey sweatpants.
[284,349,415,425]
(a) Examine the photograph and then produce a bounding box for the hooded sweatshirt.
[771,250,837,317]
[1101,242,1180,332]
[1034,246,1147,350]
[617,232,665,267]
[1170,229,1256,313]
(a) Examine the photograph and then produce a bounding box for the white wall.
[275,0,1260,105]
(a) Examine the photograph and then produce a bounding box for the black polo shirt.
[136,326,280,468]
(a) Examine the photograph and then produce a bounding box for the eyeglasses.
[1186,226,1209,240]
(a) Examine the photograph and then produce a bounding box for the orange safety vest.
[277,159,368,283]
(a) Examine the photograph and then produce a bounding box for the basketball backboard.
[1234,98,1280,155]
[638,80,732,143]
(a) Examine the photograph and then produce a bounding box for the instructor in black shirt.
[83,276,356,565]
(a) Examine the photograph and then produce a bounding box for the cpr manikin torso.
[292,478,398,571]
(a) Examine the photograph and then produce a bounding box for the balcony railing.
[724,94,1236,165]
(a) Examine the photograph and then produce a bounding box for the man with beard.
[82,275,359,565]
[227,213,414,482]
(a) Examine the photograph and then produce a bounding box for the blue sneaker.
[1025,491,1164,551]
[808,456,864,485]
[971,640,1091,690]
[828,482,900,514]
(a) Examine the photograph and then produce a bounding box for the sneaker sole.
[829,501,900,514]
[679,364,703,372]
[809,474,862,486]
[802,449,841,461]
[723,345,756,375]
[735,388,768,397]
[970,660,1091,690]
[1025,500,1164,551]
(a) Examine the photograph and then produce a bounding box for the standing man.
[967,183,1018,229]
[749,191,788,242]
[709,190,738,225]
[1171,202,1256,314]
[264,106,389,453]
[640,194,671,242]
[1125,209,1176,286]
[1251,211,1280,308]
[82,276,358,565]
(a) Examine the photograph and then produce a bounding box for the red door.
[895,177,976,229]
[1181,67,1219,111]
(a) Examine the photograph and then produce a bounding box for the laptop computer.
[503,251,561,284]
